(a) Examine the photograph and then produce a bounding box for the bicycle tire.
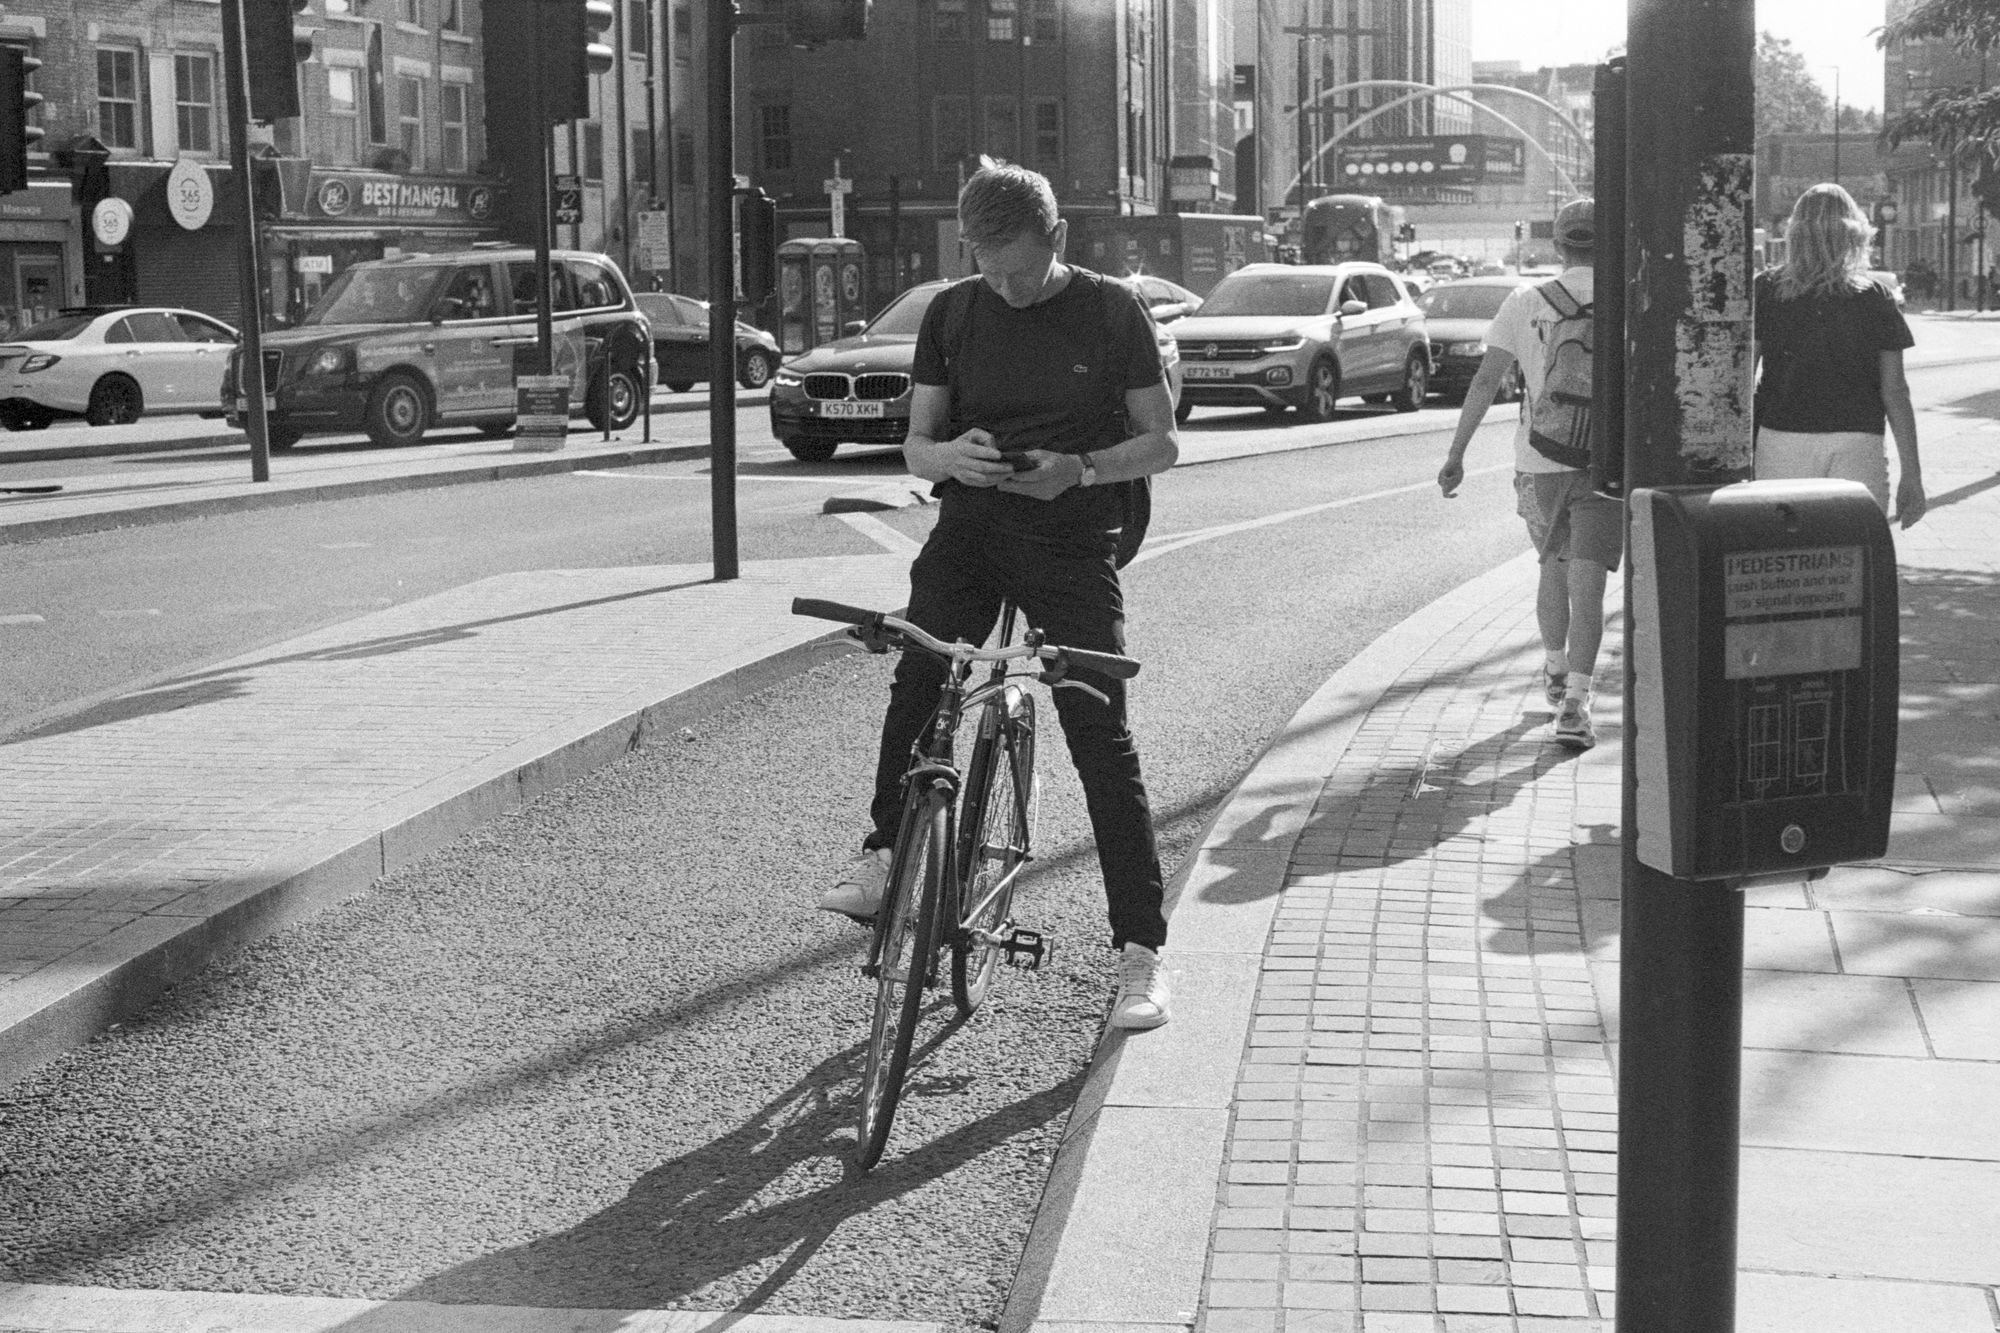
[855,791,949,1170]
[951,689,1036,1014]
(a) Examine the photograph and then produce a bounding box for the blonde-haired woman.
[1755,183,1925,528]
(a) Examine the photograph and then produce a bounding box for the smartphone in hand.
[1007,452,1041,472]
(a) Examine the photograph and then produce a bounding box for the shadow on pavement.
[5,573,712,743]
[328,1039,1087,1320]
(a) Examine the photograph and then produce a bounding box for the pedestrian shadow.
[321,1036,1088,1322]
[3,574,713,744]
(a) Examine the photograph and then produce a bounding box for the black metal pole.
[706,0,738,580]
[218,0,270,482]
[1592,57,1626,499]
[534,54,555,376]
[1616,2,1757,1331]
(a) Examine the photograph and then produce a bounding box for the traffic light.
[786,0,870,48]
[1871,198,1900,227]
[738,187,777,306]
[1397,222,1416,243]
[0,43,42,196]
[541,0,616,123]
[243,0,310,122]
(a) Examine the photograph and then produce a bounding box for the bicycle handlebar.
[791,597,1141,680]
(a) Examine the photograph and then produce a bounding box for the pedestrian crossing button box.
[1630,480,1898,881]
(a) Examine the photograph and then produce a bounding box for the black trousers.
[864,516,1169,952]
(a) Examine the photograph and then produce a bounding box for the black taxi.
[225,246,651,449]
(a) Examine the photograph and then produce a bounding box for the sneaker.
[1554,695,1597,750]
[1544,669,1566,708]
[1110,943,1171,1030]
[819,847,892,921]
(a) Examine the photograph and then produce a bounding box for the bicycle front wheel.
[856,790,948,1170]
[952,690,1036,1015]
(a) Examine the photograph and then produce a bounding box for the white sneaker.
[1554,695,1597,750]
[1110,943,1171,1030]
[819,847,892,921]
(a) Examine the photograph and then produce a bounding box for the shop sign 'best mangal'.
[311,174,498,224]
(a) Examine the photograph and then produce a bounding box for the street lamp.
[1823,65,1841,188]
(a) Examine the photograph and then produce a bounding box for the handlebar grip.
[792,597,880,626]
[1056,645,1142,680]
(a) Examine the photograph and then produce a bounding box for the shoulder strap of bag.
[1537,277,1587,319]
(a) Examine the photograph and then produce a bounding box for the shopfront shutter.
[134,227,243,327]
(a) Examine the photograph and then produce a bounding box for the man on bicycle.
[818,161,1180,1031]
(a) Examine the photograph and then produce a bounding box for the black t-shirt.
[911,269,1163,553]
[1754,271,1914,434]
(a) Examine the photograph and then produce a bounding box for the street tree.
[1757,31,1831,135]
[1880,0,2000,156]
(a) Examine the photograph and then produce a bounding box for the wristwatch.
[1077,451,1098,488]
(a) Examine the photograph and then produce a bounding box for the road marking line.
[571,469,845,485]
[96,608,162,618]
[837,510,922,556]
[0,613,45,625]
[1129,461,1513,567]
[316,541,373,549]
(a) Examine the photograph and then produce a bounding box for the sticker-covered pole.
[1617,1,1757,1330]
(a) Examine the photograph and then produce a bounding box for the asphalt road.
[0,411,1530,1330]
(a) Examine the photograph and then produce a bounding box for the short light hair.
[958,159,1060,247]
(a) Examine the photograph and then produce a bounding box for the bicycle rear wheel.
[952,690,1037,1015]
[855,791,948,1170]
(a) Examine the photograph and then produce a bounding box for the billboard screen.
[1335,134,1526,189]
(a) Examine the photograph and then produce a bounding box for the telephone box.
[1630,480,1899,881]
[777,237,866,355]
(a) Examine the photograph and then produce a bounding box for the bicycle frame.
[863,603,1032,982]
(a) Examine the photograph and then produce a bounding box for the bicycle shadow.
[321,1027,1089,1321]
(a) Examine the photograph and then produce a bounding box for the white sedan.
[0,305,240,430]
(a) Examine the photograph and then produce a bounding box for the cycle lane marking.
[1129,459,1514,567]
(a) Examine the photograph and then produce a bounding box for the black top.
[912,270,1162,554]
[1754,271,1914,434]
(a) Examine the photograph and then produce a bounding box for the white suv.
[1169,262,1430,420]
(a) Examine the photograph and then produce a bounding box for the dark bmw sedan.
[767,280,947,463]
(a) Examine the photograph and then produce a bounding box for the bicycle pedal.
[1002,927,1051,970]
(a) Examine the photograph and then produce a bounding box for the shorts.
[1754,428,1891,513]
[1515,470,1623,570]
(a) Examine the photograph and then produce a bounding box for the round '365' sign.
[166,158,215,231]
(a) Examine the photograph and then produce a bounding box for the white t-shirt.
[1485,265,1593,474]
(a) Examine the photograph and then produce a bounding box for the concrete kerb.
[0,618,871,1093]
[998,550,1543,1333]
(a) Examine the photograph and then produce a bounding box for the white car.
[0,305,240,430]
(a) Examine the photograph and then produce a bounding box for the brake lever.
[847,624,895,654]
[1052,678,1110,706]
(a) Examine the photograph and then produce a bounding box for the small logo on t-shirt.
[1073,363,1090,374]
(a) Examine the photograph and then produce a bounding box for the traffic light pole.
[1615,3,1757,1331]
[706,0,738,582]
[531,30,556,377]
[219,0,272,483]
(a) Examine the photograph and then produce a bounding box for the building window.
[583,121,604,180]
[983,95,1017,160]
[1031,0,1057,43]
[630,126,653,184]
[1032,97,1060,167]
[365,27,388,143]
[759,104,792,171]
[400,0,422,23]
[96,48,142,150]
[440,82,467,170]
[627,0,650,54]
[987,0,1017,42]
[675,129,694,185]
[934,96,969,172]
[328,66,362,162]
[673,5,691,61]
[174,53,216,154]
[441,0,462,31]
[397,75,424,168]
[933,0,966,41]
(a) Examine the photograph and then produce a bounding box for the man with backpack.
[817,161,1181,1031]
[1436,198,1618,750]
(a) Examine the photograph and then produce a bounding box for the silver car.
[1168,263,1430,420]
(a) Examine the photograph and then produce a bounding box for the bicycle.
[792,595,1142,1170]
